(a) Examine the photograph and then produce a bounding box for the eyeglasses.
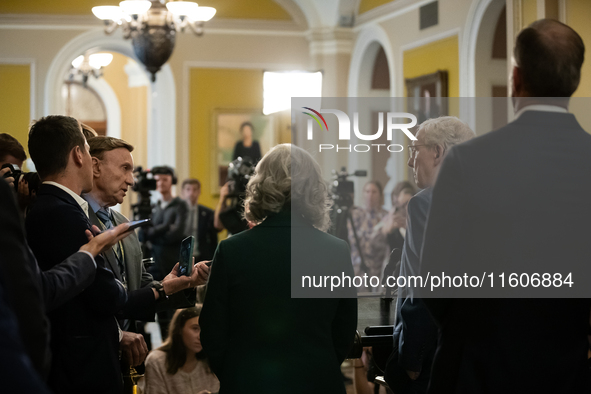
[408,144,431,155]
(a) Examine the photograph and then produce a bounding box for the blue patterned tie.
[96,209,113,230]
[96,208,125,279]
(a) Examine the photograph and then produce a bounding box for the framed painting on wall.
[405,70,448,182]
[405,70,448,123]
[211,109,275,194]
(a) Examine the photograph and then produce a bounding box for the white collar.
[43,181,89,218]
[514,104,568,120]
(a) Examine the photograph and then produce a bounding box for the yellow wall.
[403,36,459,97]
[0,64,30,155]
[189,68,263,209]
[521,0,538,27]
[566,0,591,97]
[358,0,392,15]
[403,35,459,101]
[101,53,148,169]
[101,53,148,217]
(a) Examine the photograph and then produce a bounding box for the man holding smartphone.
[83,136,210,367]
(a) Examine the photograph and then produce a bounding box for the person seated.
[142,306,219,394]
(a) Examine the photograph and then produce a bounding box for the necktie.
[96,209,125,280]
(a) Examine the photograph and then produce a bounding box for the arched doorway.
[348,25,403,209]
[44,29,176,171]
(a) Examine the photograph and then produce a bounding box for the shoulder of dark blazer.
[162,197,188,211]
[27,184,86,226]
[197,204,215,216]
[219,210,348,251]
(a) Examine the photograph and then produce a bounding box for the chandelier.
[92,0,216,81]
[69,53,114,87]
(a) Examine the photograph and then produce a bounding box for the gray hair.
[419,116,475,151]
[244,143,332,231]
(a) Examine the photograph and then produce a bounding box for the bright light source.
[119,0,151,15]
[92,6,125,21]
[188,6,216,21]
[263,71,322,115]
[71,55,85,69]
[89,53,114,69]
[166,1,199,16]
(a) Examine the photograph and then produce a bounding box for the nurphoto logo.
[302,107,418,153]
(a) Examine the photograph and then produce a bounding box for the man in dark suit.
[420,20,591,393]
[83,136,208,366]
[0,263,51,394]
[385,117,474,393]
[181,178,219,261]
[0,176,133,380]
[25,115,130,393]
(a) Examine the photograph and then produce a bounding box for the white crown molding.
[306,27,354,55]
[354,0,434,31]
[399,27,460,52]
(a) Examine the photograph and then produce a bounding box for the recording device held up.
[178,236,195,277]
[1,163,42,195]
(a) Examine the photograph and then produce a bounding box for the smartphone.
[126,218,151,231]
[178,236,195,277]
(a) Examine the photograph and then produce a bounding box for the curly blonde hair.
[243,144,332,231]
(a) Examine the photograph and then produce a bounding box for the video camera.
[1,163,41,195]
[131,166,156,220]
[219,157,256,234]
[328,167,366,241]
[226,157,255,198]
[329,167,367,209]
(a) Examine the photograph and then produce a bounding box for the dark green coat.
[201,210,357,393]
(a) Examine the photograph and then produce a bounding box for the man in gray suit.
[420,20,591,393]
[385,117,474,393]
[83,137,209,366]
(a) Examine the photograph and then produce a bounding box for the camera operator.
[140,165,190,337]
[213,157,255,235]
[0,133,39,212]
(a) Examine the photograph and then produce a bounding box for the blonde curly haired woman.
[201,144,357,394]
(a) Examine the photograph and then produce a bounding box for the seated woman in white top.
[142,306,219,394]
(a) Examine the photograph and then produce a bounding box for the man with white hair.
[385,116,475,394]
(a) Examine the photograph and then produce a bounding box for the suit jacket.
[200,210,358,394]
[0,269,51,394]
[386,189,437,393]
[420,111,591,393]
[87,205,196,327]
[0,180,96,379]
[188,204,218,261]
[142,197,188,278]
[26,184,128,394]
[87,207,155,323]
